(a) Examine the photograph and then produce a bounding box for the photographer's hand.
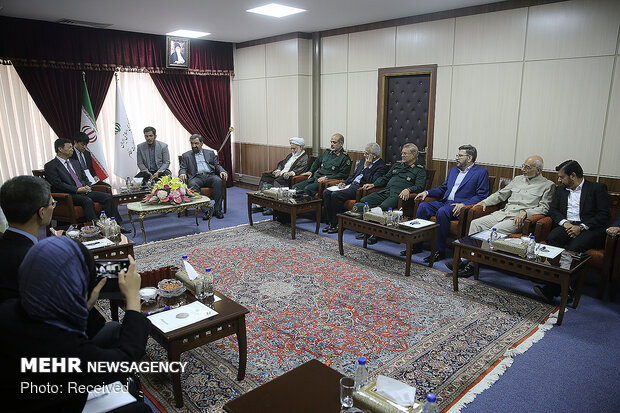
[86,278,107,310]
[118,256,141,312]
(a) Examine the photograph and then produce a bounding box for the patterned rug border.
[133,221,556,412]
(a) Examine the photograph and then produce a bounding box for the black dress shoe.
[423,251,445,263]
[322,225,332,233]
[457,262,475,278]
[327,225,338,234]
[367,235,378,245]
[120,226,131,234]
[533,285,554,303]
[262,208,273,216]
[445,259,466,272]
[251,206,264,213]
[355,232,365,240]
[400,244,424,256]
[214,211,224,219]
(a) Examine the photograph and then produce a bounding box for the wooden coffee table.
[49,226,134,260]
[451,237,591,325]
[247,192,322,239]
[223,359,343,413]
[126,195,213,242]
[337,213,440,276]
[139,267,249,408]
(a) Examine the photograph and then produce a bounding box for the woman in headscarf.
[0,236,150,412]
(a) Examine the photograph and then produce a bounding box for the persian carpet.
[131,221,555,412]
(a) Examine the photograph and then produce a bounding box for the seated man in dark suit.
[0,176,54,303]
[415,144,490,262]
[44,139,128,231]
[179,134,228,219]
[71,132,109,186]
[322,142,387,234]
[534,160,610,302]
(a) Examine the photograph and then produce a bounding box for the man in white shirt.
[534,160,609,302]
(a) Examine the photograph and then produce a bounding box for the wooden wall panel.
[597,177,620,193]
[233,146,620,193]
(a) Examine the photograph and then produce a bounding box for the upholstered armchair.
[177,155,227,213]
[32,169,110,225]
[532,192,620,300]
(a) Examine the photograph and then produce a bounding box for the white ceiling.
[1,0,504,43]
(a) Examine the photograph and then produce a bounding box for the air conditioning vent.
[57,19,111,29]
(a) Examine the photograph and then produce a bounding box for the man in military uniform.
[350,143,426,244]
[454,155,556,277]
[293,133,351,197]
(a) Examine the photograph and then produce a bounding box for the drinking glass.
[340,377,355,409]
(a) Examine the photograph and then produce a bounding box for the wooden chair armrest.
[289,174,309,187]
[318,179,343,198]
[361,186,382,198]
[533,216,553,242]
[468,204,499,220]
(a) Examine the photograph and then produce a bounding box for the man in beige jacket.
[454,155,555,277]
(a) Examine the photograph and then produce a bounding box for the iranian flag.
[114,79,137,178]
[80,79,109,180]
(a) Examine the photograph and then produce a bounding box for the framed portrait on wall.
[166,36,190,68]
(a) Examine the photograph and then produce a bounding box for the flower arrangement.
[141,176,198,204]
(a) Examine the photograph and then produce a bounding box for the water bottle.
[126,176,132,189]
[363,202,370,219]
[109,217,120,238]
[488,227,499,249]
[421,393,437,413]
[526,235,536,260]
[204,268,214,298]
[354,356,369,390]
[387,208,393,227]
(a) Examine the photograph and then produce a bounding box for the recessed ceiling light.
[247,3,306,18]
[166,29,210,38]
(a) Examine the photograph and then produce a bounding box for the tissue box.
[174,270,198,294]
[353,381,419,413]
[492,238,527,257]
[364,211,387,225]
[261,188,281,199]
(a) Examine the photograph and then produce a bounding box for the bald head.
[522,155,544,178]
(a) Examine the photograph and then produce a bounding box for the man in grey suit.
[136,126,171,184]
[179,134,228,219]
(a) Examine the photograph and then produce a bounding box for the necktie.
[78,152,87,170]
[65,161,82,188]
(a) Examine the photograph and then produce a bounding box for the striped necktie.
[65,161,83,188]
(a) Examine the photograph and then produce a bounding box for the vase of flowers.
[141,176,199,204]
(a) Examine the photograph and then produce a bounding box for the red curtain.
[150,73,232,185]
[13,67,113,140]
[0,16,233,75]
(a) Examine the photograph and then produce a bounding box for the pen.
[146,305,171,316]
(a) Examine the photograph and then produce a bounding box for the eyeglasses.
[521,164,534,170]
[51,200,57,209]
[456,154,468,158]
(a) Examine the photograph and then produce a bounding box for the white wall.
[232,38,312,148]
[232,0,620,178]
